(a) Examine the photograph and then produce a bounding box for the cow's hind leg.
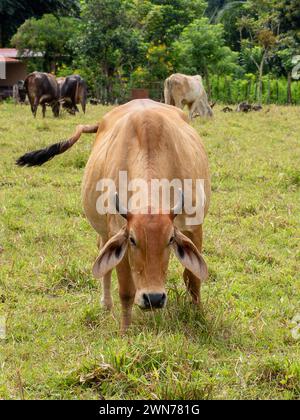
[81,100,86,114]
[33,97,40,118]
[116,256,136,333]
[182,226,204,308]
[97,236,113,310]
[28,95,35,116]
[42,103,46,118]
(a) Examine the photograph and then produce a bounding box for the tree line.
[3,0,300,104]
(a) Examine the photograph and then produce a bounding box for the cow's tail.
[16,124,99,167]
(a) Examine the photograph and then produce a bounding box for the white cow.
[164,73,213,119]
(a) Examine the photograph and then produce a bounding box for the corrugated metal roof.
[0,48,19,58]
[0,56,21,63]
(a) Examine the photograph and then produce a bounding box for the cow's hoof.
[101,299,113,311]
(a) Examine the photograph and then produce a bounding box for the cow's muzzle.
[140,293,167,310]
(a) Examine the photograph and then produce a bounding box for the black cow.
[24,72,60,118]
[59,75,87,115]
[236,102,252,113]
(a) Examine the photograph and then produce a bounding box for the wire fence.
[93,76,300,105]
[210,76,300,105]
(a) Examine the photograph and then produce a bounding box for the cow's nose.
[143,293,166,309]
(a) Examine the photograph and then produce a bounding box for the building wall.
[0,62,27,87]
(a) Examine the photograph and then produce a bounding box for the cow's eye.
[169,236,175,245]
[129,237,137,246]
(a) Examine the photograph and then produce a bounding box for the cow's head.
[193,99,214,118]
[93,193,208,310]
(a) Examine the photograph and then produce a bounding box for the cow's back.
[166,74,203,104]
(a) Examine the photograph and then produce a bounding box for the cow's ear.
[172,228,208,282]
[93,227,128,278]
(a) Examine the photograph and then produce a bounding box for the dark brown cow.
[59,75,87,115]
[25,72,60,118]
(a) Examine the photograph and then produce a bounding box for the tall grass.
[211,75,300,105]
[0,103,299,400]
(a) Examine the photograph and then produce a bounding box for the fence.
[91,76,300,105]
[210,75,300,105]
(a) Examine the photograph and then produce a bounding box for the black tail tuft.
[16,141,67,167]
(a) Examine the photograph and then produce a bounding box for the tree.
[0,0,79,47]
[236,1,279,104]
[173,18,239,96]
[212,1,248,49]
[276,0,300,32]
[276,33,300,104]
[76,0,144,100]
[11,14,79,73]
[241,31,276,104]
[141,0,207,46]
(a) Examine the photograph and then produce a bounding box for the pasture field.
[0,102,299,400]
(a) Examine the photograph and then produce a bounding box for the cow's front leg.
[116,256,136,334]
[189,102,198,120]
[101,271,113,310]
[183,269,202,307]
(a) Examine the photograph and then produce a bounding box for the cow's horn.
[115,193,128,219]
[171,189,184,218]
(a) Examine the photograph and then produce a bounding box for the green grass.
[0,102,299,400]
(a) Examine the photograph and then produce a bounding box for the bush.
[210,74,300,105]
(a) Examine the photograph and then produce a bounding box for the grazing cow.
[59,75,87,114]
[222,106,234,113]
[236,102,252,113]
[252,104,263,112]
[17,99,211,333]
[236,102,263,113]
[164,73,213,119]
[24,72,60,118]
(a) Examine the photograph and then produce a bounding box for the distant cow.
[236,102,263,113]
[222,106,234,113]
[24,72,60,118]
[236,102,252,113]
[252,104,263,112]
[59,75,87,115]
[164,73,213,119]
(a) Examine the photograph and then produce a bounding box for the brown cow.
[24,72,60,118]
[164,73,213,119]
[17,100,211,333]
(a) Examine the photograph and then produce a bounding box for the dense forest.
[1,0,300,104]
